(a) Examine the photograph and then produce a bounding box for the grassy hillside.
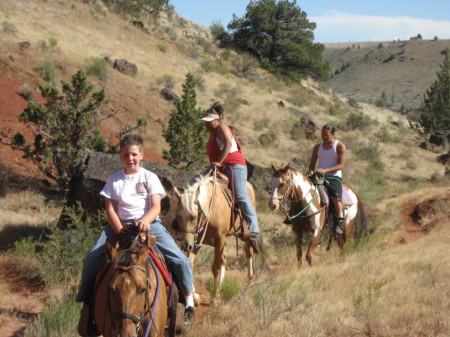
[0,1,449,336]
[324,39,450,113]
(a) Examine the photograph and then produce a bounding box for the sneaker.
[334,225,343,235]
[183,306,195,330]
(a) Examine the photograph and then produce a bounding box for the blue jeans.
[222,164,259,234]
[76,219,193,303]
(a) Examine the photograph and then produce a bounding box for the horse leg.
[211,240,227,298]
[244,242,254,281]
[306,227,322,266]
[295,232,303,267]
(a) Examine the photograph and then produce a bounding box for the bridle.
[179,168,219,253]
[272,169,325,220]
[107,264,150,336]
[107,249,162,337]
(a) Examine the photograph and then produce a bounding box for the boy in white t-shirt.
[76,134,195,336]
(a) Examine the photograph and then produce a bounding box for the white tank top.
[318,140,342,178]
[216,136,239,153]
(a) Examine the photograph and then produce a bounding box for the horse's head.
[105,236,152,337]
[175,175,211,255]
[269,162,292,211]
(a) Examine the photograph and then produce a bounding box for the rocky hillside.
[0,0,447,187]
[323,39,450,113]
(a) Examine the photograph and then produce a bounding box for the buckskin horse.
[173,172,263,300]
[269,163,367,266]
[94,233,177,337]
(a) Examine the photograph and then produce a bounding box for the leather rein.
[276,170,326,220]
[107,241,162,337]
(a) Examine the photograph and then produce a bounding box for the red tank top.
[207,128,246,166]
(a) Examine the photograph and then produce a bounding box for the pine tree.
[162,72,208,170]
[228,0,330,81]
[2,70,109,191]
[419,53,450,134]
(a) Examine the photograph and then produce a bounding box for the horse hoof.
[193,293,201,307]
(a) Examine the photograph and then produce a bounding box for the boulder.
[113,59,137,77]
[160,88,180,102]
[429,131,449,148]
[67,152,273,230]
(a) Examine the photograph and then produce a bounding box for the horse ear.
[105,239,118,264]
[271,162,277,172]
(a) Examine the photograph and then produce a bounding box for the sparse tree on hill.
[0,70,146,193]
[227,0,330,81]
[103,0,168,18]
[162,72,208,170]
[419,53,450,134]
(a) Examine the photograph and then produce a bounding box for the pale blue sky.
[169,0,450,43]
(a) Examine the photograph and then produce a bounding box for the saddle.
[214,171,251,241]
[311,174,354,208]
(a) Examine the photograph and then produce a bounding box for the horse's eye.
[138,288,147,295]
[279,183,284,188]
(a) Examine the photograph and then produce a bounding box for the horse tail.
[253,233,266,263]
[353,194,369,241]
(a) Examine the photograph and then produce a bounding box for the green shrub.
[36,205,104,285]
[220,278,243,301]
[1,20,17,34]
[39,59,57,81]
[25,294,80,337]
[157,43,168,52]
[353,142,382,161]
[192,73,205,91]
[200,59,229,74]
[231,53,258,78]
[374,126,398,142]
[254,117,270,131]
[20,83,35,100]
[195,36,212,53]
[345,112,373,131]
[48,36,58,47]
[155,74,175,89]
[86,57,108,81]
[405,160,417,170]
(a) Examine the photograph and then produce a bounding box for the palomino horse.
[95,234,173,337]
[269,163,367,266]
[173,173,263,298]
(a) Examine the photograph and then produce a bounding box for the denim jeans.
[76,219,193,303]
[222,164,259,234]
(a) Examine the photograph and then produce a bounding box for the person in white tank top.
[306,124,347,235]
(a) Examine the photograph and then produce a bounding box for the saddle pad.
[342,187,354,206]
[95,262,110,286]
[148,248,172,286]
[322,186,354,206]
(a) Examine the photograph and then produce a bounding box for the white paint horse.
[173,173,263,299]
[269,163,367,266]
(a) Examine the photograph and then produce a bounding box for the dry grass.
[189,195,450,337]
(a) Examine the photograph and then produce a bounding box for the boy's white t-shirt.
[100,167,166,220]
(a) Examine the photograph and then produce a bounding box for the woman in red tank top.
[200,102,259,239]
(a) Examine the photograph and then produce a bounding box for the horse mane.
[181,174,213,217]
[113,244,147,270]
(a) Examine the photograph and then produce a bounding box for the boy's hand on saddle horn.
[136,220,150,232]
